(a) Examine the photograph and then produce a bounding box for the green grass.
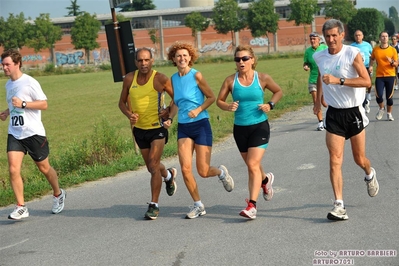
[0,56,311,207]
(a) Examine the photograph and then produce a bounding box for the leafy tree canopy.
[0,12,30,50]
[247,0,279,37]
[70,12,101,63]
[120,0,155,12]
[26,13,62,53]
[324,0,357,24]
[212,0,246,48]
[287,0,320,26]
[347,8,384,42]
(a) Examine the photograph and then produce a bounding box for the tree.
[0,12,30,50]
[324,0,357,24]
[147,28,159,57]
[70,12,101,64]
[105,14,129,25]
[246,0,279,53]
[388,6,399,32]
[384,17,395,37]
[287,0,320,48]
[184,12,210,48]
[25,13,63,64]
[66,0,83,17]
[347,8,384,43]
[212,0,246,50]
[120,0,155,12]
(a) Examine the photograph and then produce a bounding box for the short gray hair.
[322,19,344,35]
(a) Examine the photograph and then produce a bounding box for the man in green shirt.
[303,32,328,131]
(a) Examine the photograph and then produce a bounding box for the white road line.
[0,239,29,251]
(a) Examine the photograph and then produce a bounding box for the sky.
[0,0,397,19]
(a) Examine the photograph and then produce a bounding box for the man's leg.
[8,151,25,205]
[35,157,61,196]
[141,138,166,204]
[325,132,345,202]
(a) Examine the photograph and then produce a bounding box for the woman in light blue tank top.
[217,45,283,219]
[167,42,235,219]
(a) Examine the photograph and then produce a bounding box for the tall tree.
[287,0,320,48]
[120,0,156,12]
[388,6,399,32]
[184,12,210,48]
[26,13,63,64]
[0,12,30,50]
[70,12,101,64]
[324,0,357,24]
[212,0,247,50]
[66,0,83,17]
[347,8,384,43]
[246,0,279,53]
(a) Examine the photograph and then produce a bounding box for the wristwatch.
[21,101,27,109]
[268,101,275,110]
[340,78,345,85]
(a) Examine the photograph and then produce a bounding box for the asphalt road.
[1,96,398,266]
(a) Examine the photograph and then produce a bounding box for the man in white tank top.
[313,19,378,221]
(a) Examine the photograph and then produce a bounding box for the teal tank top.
[232,71,267,126]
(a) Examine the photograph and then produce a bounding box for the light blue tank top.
[172,68,209,124]
[232,71,267,126]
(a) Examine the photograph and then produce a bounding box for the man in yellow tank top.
[118,48,177,220]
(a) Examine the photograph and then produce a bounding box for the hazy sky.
[0,0,397,19]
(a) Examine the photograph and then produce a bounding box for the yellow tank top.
[129,70,162,129]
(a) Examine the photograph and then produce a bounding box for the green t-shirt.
[303,43,328,84]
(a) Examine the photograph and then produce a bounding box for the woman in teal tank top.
[217,45,283,219]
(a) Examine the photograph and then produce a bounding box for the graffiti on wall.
[22,54,44,62]
[55,51,85,66]
[250,37,269,47]
[200,41,232,53]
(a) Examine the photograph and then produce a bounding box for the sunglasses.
[234,56,252,62]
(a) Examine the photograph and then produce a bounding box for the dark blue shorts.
[177,118,212,146]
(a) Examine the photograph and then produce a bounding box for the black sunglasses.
[234,56,252,62]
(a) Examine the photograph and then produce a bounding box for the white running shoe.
[261,172,274,201]
[8,205,29,220]
[316,121,324,131]
[327,202,348,221]
[364,101,370,114]
[376,109,385,120]
[186,205,206,219]
[52,189,66,214]
[365,167,379,197]
[387,113,394,121]
[218,165,234,192]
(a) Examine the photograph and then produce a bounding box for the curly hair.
[167,42,198,67]
[1,49,22,69]
[234,45,257,70]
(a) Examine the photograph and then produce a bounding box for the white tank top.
[313,45,365,108]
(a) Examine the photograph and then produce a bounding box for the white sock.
[335,200,344,208]
[194,201,203,207]
[150,202,159,207]
[365,169,374,181]
[164,169,171,181]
